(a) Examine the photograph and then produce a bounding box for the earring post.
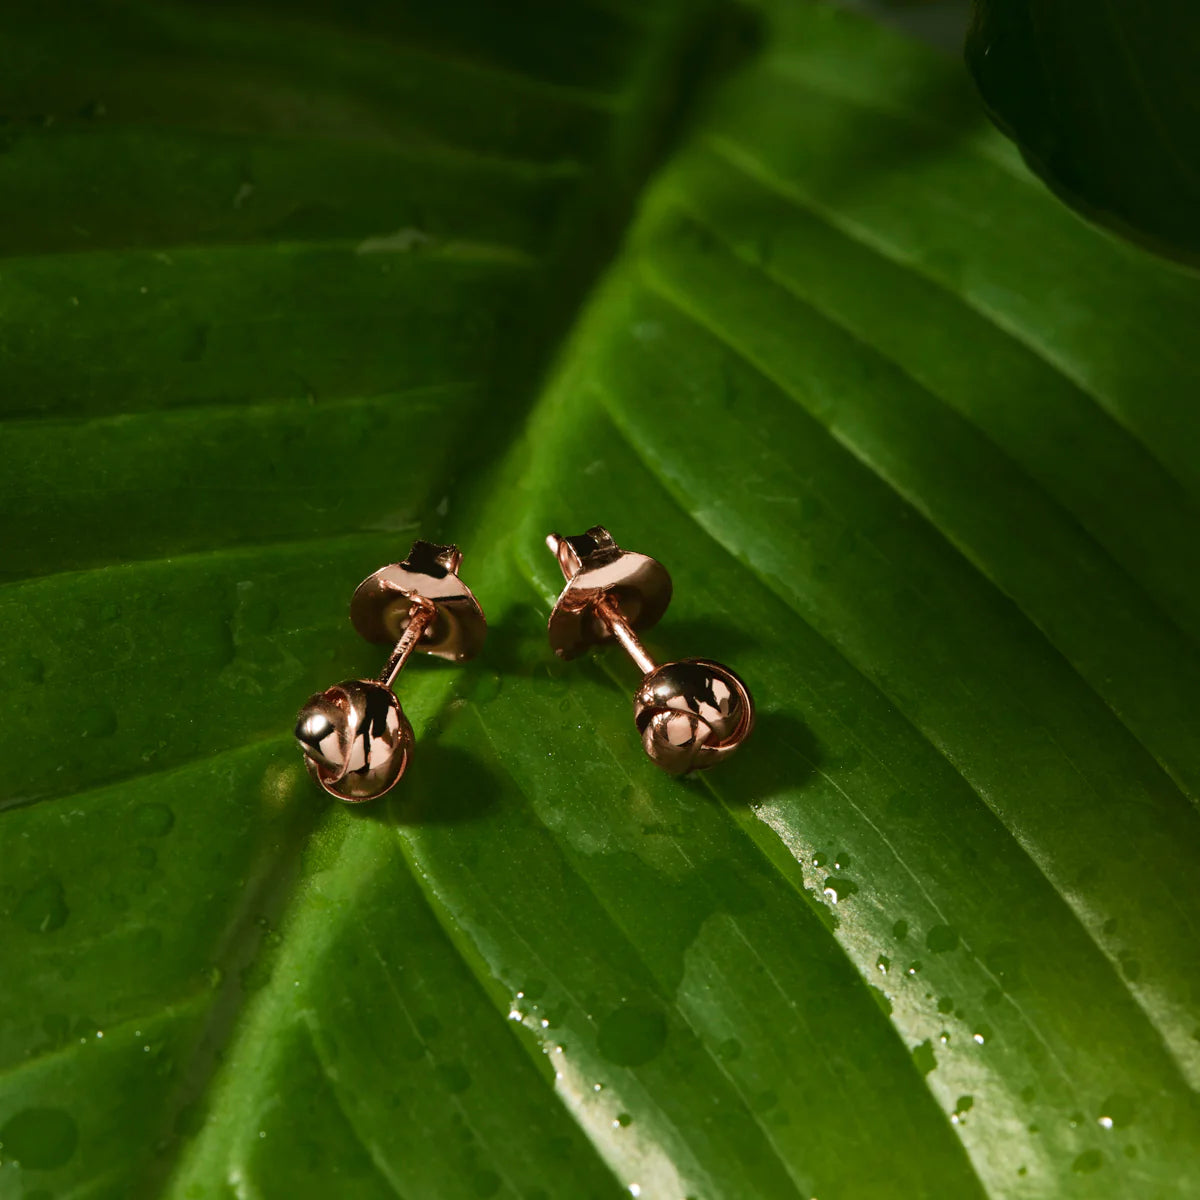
[378,598,438,687]
[595,594,657,675]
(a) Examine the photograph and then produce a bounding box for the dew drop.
[0,1107,78,1168]
[823,877,858,904]
[926,924,959,954]
[911,1040,937,1076]
[14,877,69,933]
[597,1004,668,1067]
[876,954,890,975]
[1072,1150,1103,1174]
[892,919,909,940]
[1100,1094,1136,1128]
[132,803,175,838]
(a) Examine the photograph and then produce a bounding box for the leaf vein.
[705,133,1197,503]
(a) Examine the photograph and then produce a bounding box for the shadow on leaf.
[715,709,824,809]
[364,740,501,826]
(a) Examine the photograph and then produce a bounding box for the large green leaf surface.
[2,2,1199,1198]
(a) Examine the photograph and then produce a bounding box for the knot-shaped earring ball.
[295,680,413,801]
[633,659,754,775]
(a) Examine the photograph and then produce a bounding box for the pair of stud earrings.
[294,527,755,801]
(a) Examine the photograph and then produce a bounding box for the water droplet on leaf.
[0,1107,78,1168]
[926,924,959,953]
[132,803,175,837]
[823,877,858,903]
[911,1040,937,1075]
[597,1004,667,1067]
[14,878,68,933]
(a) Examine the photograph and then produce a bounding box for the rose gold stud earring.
[294,541,486,801]
[545,526,754,775]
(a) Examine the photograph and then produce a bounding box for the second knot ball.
[633,658,754,775]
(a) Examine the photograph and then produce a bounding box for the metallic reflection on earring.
[545,526,753,775]
[295,541,486,801]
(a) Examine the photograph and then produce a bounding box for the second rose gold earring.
[545,526,754,775]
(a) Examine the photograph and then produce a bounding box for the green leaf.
[966,0,1200,260]
[2,2,1199,1198]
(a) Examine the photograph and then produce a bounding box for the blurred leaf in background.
[967,0,1200,260]
[1,2,1198,1199]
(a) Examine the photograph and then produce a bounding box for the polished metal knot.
[633,659,754,775]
